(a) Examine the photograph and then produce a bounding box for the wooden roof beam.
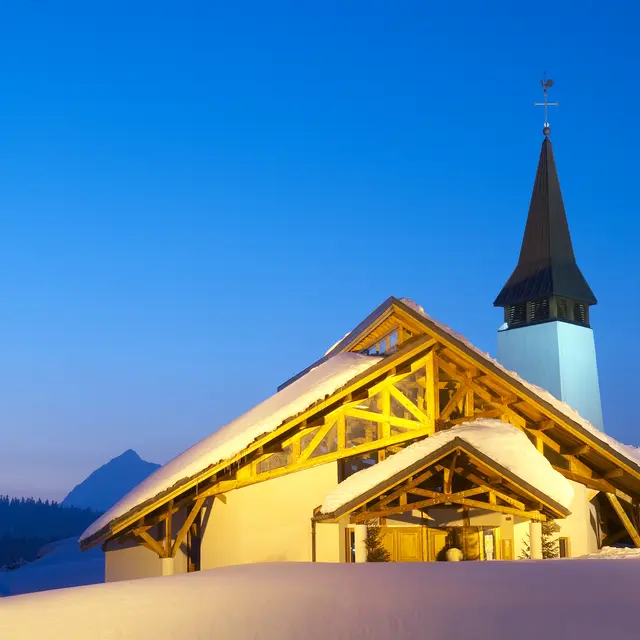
[606,493,640,548]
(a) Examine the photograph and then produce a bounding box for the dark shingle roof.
[494,136,597,307]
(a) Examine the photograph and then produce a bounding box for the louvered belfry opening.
[504,296,590,328]
[495,133,596,329]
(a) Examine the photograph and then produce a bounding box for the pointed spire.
[494,135,597,309]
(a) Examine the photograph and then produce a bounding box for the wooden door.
[395,530,423,562]
[380,528,395,559]
[379,527,426,562]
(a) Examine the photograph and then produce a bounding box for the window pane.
[353,394,383,414]
[309,423,338,458]
[395,372,422,407]
[300,427,320,453]
[390,424,413,436]
[345,416,379,447]
[256,445,293,474]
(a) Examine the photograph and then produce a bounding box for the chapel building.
[80,123,640,577]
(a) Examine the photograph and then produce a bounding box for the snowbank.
[580,547,640,560]
[321,419,574,514]
[400,298,640,466]
[2,561,640,639]
[0,538,104,597]
[81,353,381,542]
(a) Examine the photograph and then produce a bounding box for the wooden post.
[425,350,438,432]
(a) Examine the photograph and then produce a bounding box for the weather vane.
[534,73,558,136]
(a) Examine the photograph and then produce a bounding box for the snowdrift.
[0,537,103,597]
[2,560,640,639]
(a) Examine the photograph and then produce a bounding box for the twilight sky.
[1,0,639,501]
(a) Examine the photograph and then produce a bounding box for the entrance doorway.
[352,525,509,562]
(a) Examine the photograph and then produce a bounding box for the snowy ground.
[2,560,640,639]
[0,537,103,597]
[581,546,640,560]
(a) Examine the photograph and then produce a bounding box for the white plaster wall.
[104,528,188,583]
[498,322,562,402]
[315,522,343,562]
[510,483,599,560]
[201,463,339,569]
[105,543,163,583]
[555,480,599,557]
[513,518,530,559]
[497,321,604,430]
[556,322,604,430]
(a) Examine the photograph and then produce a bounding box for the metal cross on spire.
[534,73,558,136]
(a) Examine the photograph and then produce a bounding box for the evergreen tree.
[541,520,560,559]
[0,495,103,567]
[365,520,391,562]
[518,521,560,560]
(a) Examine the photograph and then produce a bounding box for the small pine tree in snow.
[542,520,560,559]
[365,520,391,562]
[518,521,560,559]
[518,533,531,560]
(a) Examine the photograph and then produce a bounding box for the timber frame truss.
[118,495,208,562]
[316,438,570,525]
[86,298,640,552]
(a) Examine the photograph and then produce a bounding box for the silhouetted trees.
[0,496,102,568]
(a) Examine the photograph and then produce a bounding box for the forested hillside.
[0,496,101,568]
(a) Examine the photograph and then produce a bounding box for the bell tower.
[494,78,604,430]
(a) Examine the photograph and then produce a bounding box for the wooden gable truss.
[87,299,640,554]
[315,438,571,525]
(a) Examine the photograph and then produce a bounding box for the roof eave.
[316,437,570,523]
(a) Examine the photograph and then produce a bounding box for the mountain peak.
[116,449,141,462]
[61,450,160,513]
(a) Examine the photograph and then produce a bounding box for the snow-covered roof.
[82,295,640,547]
[80,353,382,543]
[398,298,640,469]
[320,419,574,515]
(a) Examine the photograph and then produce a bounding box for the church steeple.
[494,108,596,329]
[495,78,604,431]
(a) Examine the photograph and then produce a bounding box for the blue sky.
[0,0,638,500]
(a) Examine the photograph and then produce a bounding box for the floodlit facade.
[81,133,640,578]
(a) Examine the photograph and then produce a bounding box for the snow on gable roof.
[80,353,382,543]
[320,419,575,515]
[397,298,640,469]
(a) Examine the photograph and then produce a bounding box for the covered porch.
[315,422,573,562]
